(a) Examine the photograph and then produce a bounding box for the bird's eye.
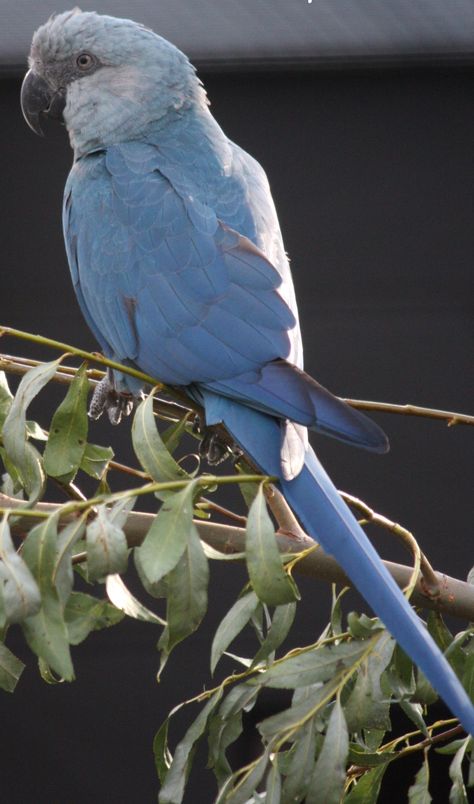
[76,53,94,71]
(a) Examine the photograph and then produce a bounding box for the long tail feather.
[202,390,474,735]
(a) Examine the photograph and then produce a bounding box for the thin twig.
[1,351,473,428]
[343,398,474,427]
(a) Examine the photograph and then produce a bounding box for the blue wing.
[63,142,295,387]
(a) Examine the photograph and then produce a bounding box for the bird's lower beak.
[20,69,66,136]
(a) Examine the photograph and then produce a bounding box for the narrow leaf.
[21,514,74,679]
[105,574,165,626]
[154,716,172,784]
[159,690,223,804]
[80,442,114,479]
[306,699,349,804]
[135,483,197,587]
[344,764,389,803]
[252,602,296,668]
[258,676,342,741]
[0,641,25,692]
[86,502,129,581]
[43,363,89,482]
[132,393,189,487]
[345,635,395,732]
[259,641,367,689]
[0,371,13,429]
[448,737,470,804]
[2,359,62,500]
[53,517,86,607]
[65,591,124,644]
[162,413,191,454]
[208,683,259,787]
[408,754,432,803]
[265,762,282,803]
[211,591,260,674]
[159,524,209,661]
[224,748,270,804]
[245,484,298,606]
[0,514,41,625]
[281,716,317,802]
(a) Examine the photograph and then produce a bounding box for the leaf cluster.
[0,360,473,802]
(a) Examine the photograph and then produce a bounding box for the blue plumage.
[23,10,474,733]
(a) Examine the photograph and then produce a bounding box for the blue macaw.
[21,10,473,733]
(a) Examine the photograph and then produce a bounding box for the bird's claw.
[89,372,135,425]
[194,420,243,466]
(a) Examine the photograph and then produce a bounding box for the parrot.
[20,9,473,734]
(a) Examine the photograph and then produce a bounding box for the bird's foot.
[193,417,242,465]
[89,371,136,425]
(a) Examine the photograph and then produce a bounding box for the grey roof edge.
[3,50,474,78]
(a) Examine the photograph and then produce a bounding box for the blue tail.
[202,390,474,735]
[206,359,389,454]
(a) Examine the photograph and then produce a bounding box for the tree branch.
[3,493,473,621]
[2,351,473,427]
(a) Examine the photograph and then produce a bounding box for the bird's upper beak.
[20,69,66,136]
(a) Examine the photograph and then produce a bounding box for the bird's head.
[21,8,206,156]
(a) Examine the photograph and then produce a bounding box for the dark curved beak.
[20,69,66,136]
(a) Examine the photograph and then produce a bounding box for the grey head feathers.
[27,9,207,156]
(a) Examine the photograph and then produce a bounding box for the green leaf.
[330,586,348,637]
[210,590,260,674]
[265,762,282,803]
[154,716,172,784]
[159,524,209,663]
[85,499,131,581]
[345,635,395,732]
[105,574,165,626]
[462,652,474,702]
[448,737,470,803]
[347,746,397,767]
[345,764,389,803]
[0,514,41,626]
[208,683,259,787]
[223,748,270,804]
[0,641,25,692]
[53,517,86,607]
[43,363,89,482]
[132,393,189,490]
[347,612,382,639]
[65,591,124,644]
[252,601,296,669]
[258,641,367,689]
[80,442,114,479]
[21,513,74,680]
[162,413,191,454]
[25,420,48,441]
[135,482,197,587]
[427,612,464,676]
[408,754,432,803]
[235,462,260,509]
[399,699,428,737]
[0,446,24,495]
[1,359,62,500]
[245,483,299,606]
[258,676,342,741]
[0,371,13,429]
[281,716,317,802]
[306,699,349,804]
[159,690,223,804]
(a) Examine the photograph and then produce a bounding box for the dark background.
[0,60,473,802]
